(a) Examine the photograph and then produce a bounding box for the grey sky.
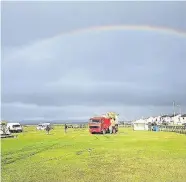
[1,1,186,121]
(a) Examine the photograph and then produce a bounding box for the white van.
[7,123,23,133]
[36,123,51,130]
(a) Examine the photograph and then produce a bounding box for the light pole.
[173,101,175,117]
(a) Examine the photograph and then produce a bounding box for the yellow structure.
[106,112,119,125]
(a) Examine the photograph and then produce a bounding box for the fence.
[119,124,132,128]
[158,125,186,135]
[121,124,186,135]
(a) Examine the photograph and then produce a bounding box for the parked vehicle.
[88,112,119,134]
[0,122,11,135]
[36,123,51,130]
[68,125,73,128]
[7,123,23,133]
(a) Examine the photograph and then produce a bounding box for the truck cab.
[89,112,119,134]
[89,117,113,134]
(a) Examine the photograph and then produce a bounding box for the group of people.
[148,122,158,131]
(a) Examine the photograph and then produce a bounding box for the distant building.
[161,114,174,125]
[134,113,186,127]
[161,114,186,125]
[154,116,163,124]
[145,117,154,124]
[172,114,182,125]
[172,114,186,125]
[133,119,148,131]
[180,114,186,124]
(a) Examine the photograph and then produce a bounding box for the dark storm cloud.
[2,31,186,107]
[2,90,186,107]
[2,1,186,47]
[1,1,186,120]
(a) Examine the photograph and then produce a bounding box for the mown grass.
[1,126,186,182]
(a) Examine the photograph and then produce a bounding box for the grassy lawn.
[1,126,186,182]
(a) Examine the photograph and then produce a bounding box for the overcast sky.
[1,1,186,122]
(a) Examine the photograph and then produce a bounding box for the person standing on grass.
[64,124,68,133]
[46,125,51,134]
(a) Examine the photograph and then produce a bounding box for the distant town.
[132,113,186,126]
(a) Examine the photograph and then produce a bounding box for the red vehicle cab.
[88,117,111,134]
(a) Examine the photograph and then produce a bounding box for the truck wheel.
[102,129,106,135]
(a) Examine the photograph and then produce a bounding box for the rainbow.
[53,25,186,39]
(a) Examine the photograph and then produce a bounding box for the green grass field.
[1,126,186,182]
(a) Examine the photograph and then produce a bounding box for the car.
[36,123,51,130]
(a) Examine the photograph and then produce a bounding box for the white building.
[180,114,186,124]
[145,116,163,125]
[172,114,182,125]
[154,116,163,124]
[172,114,186,125]
[145,117,154,123]
[133,119,148,131]
[161,115,174,125]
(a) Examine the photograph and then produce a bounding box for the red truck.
[88,116,118,134]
